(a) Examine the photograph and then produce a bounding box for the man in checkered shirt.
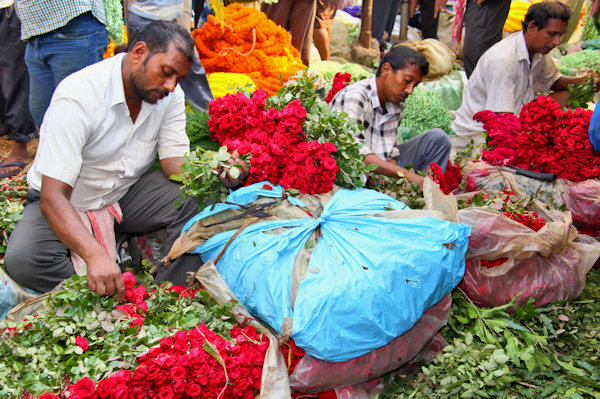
[329,46,451,187]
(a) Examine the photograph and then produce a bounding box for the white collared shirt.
[329,76,405,160]
[451,32,560,149]
[28,53,189,211]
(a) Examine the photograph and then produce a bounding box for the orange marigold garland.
[192,3,305,95]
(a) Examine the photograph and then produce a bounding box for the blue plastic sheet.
[589,104,600,151]
[183,183,471,361]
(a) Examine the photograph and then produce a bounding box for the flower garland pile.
[192,3,305,95]
[475,95,600,182]
[208,90,338,194]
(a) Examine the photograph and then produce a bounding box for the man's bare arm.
[40,176,125,301]
[364,154,425,186]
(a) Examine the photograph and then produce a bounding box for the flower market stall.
[1,1,600,398]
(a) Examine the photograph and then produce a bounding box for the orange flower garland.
[192,3,305,95]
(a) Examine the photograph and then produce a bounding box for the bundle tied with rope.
[162,181,471,392]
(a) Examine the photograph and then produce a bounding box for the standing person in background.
[262,0,317,66]
[372,0,401,52]
[313,0,339,61]
[409,0,447,40]
[461,0,511,77]
[125,0,213,110]
[0,0,37,178]
[14,0,109,126]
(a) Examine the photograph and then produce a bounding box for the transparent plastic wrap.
[288,294,452,393]
[1,269,38,319]
[459,235,600,307]
[462,161,600,229]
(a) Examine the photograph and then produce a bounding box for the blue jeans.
[24,12,108,126]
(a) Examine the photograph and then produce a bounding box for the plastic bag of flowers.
[456,190,600,308]
[462,161,600,230]
[165,179,470,362]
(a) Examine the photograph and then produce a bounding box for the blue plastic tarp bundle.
[183,183,471,361]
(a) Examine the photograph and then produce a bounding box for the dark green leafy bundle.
[0,273,236,398]
[380,268,600,398]
[185,105,220,152]
[567,76,595,110]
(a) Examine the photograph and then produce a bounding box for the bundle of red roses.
[429,161,463,195]
[63,324,268,399]
[208,90,339,194]
[325,72,352,103]
[474,95,600,182]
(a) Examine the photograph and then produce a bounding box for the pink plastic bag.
[462,162,600,230]
[459,235,600,308]
[289,294,452,393]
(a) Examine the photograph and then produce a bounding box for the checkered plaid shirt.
[15,0,106,40]
[329,76,405,161]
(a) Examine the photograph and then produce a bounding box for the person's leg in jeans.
[116,170,202,285]
[394,129,451,172]
[5,190,74,293]
[24,12,108,126]
[0,5,36,177]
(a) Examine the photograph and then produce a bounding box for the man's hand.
[220,150,250,188]
[41,176,126,302]
[87,253,125,302]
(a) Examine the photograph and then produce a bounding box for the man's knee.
[426,129,451,149]
[5,236,36,288]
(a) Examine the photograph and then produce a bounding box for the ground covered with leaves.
[380,267,600,398]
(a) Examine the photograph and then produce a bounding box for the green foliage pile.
[380,268,600,398]
[0,273,237,397]
[558,50,600,76]
[399,85,453,142]
[309,60,374,85]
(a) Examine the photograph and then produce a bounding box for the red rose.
[40,394,60,399]
[112,384,129,399]
[96,378,116,398]
[186,382,203,398]
[70,377,97,399]
[75,335,89,352]
[171,366,187,381]
[122,272,136,289]
[157,386,175,399]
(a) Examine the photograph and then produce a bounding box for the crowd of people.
[0,0,597,302]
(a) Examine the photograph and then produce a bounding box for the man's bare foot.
[0,142,31,178]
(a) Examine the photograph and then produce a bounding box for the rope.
[218,27,257,57]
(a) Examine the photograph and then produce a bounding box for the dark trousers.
[419,0,439,40]
[395,129,451,172]
[262,0,317,66]
[5,170,202,293]
[462,0,511,78]
[372,0,401,44]
[0,5,36,143]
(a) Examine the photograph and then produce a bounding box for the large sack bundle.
[0,269,37,319]
[166,180,470,363]
[395,39,456,79]
[457,189,600,307]
[463,161,600,229]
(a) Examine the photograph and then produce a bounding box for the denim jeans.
[24,12,108,126]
